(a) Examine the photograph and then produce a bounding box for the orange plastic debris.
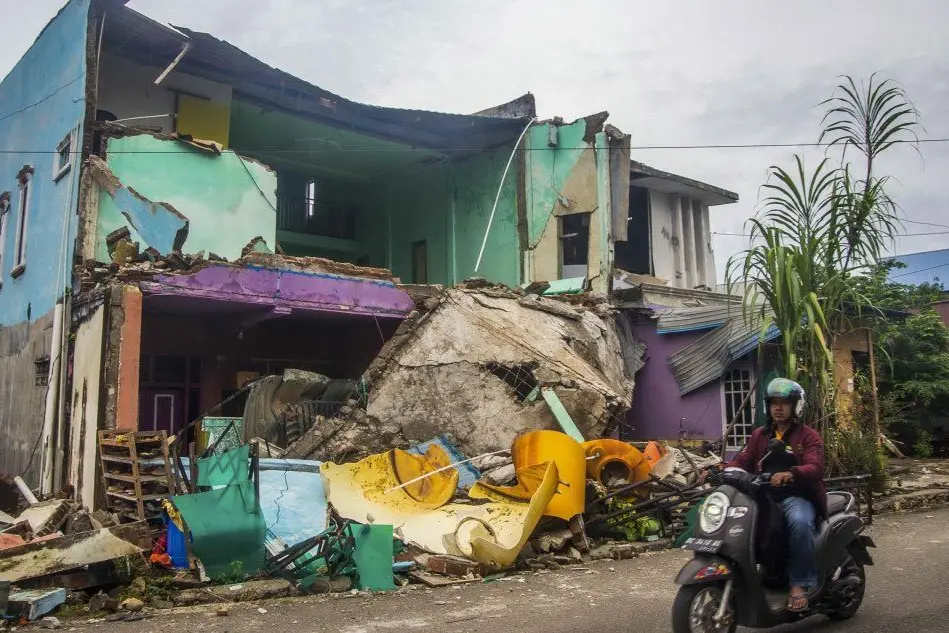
[582,439,651,487]
[643,441,668,468]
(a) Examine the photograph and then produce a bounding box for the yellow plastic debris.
[321,452,559,571]
[390,444,459,509]
[512,430,586,521]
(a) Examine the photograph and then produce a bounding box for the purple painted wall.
[623,321,724,442]
[141,263,415,318]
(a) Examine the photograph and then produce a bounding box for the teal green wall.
[383,162,451,285]
[364,144,520,287]
[96,134,277,261]
[451,145,519,286]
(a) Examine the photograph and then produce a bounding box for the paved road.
[71,508,949,632]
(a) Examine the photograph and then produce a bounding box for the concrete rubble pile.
[0,477,152,624]
[283,280,633,462]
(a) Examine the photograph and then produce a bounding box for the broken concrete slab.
[17,500,71,536]
[0,522,150,583]
[173,579,294,605]
[334,288,633,460]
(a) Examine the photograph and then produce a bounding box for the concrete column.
[681,196,696,289]
[692,199,708,289]
[670,194,686,288]
[703,203,717,289]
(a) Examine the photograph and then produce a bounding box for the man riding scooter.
[701,377,827,612]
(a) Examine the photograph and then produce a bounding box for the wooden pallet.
[98,430,175,522]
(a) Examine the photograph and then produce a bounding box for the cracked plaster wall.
[523,119,615,294]
[92,134,277,262]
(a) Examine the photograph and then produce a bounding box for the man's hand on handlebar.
[770,471,794,487]
[697,465,721,486]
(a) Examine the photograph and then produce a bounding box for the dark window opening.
[486,362,540,401]
[220,389,250,418]
[614,186,652,275]
[412,240,428,284]
[34,356,50,387]
[560,214,590,268]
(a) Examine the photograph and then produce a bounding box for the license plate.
[683,537,723,554]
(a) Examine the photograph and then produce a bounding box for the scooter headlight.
[699,491,730,534]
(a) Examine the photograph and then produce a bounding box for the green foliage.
[849,262,949,456]
[727,74,920,437]
[915,430,935,459]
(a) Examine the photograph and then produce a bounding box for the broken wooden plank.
[0,522,150,583]
[17,561,122,592]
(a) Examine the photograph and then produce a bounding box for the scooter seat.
[826,491,855,516]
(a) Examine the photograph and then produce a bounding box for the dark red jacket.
[727,422,828,519]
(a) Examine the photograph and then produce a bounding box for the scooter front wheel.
[672,584,737,633]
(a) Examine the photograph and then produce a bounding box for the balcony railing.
[276,196,357,241]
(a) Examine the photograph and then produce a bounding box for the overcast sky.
[4,1,948,281]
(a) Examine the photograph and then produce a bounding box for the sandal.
[787,588,809,612]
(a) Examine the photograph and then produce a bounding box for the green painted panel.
[350,523,396,592]
[542,277,587,295]
[96,134,277,261]
[172,480,266,581]
[541,387,585,443]
[525,121,589,247]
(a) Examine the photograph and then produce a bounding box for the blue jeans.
[780,496,818,588]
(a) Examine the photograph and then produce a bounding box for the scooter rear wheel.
[672,584,737,633]
[827,559,866,621]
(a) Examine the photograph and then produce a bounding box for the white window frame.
[722,363,756,452]
[305,179,317,217]
[0,194,9,289]
[53,132,73,181]
[153,393,176,432]
[11,167,33,277]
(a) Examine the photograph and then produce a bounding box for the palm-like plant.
[728,74,920,430]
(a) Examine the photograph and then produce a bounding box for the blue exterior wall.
[0,0,90,325]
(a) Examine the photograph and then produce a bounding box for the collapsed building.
[1,0,755,520]
[274,283,634,462]
[0,0,649,508]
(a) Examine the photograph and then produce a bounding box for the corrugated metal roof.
[668,317,780,395]
[656,305,742,334]
[615,312,647,376]
[885,249,949,288]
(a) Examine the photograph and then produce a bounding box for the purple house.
[615,283,779,454]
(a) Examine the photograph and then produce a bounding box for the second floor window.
[12,166,34,277]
